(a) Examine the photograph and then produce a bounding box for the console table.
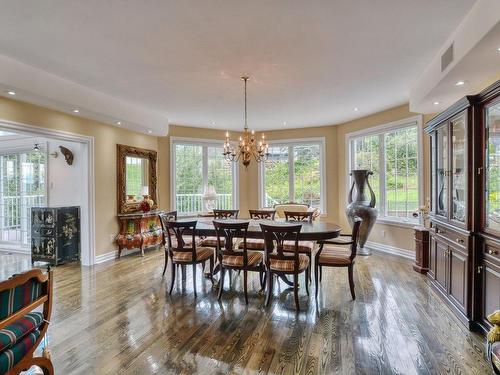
[115,210,164,258]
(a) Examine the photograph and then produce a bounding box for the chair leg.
[192,263,197,298]
[319,265,322,282]
[314,262,319,299]
[229,269,233,287]
[181,265,186,281]
[307,253,312,282]
[348,265,355,300]
[265,271,272,306]
[243,269,248,304]
[218,267,225,300]
[169,261,176,295]
[209,256,214,285]
[162,250,168,276]
[293,273,300,311]
[304,268,309,296]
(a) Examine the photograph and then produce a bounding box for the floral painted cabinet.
[115,210,164,258]
[31,206,80,265]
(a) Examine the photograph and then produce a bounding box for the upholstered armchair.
[273,203,320,221]
[0,268,54,375]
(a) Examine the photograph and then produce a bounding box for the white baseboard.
[0,245,30,255]
[365,241,415,260]
[95,247,142,264]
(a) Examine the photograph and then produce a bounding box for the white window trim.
[345,115,424,227]
[257,137,326,214]
[170,136,239,214]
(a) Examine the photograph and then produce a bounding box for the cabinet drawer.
[433,224,468,250]
[484,243,500,262]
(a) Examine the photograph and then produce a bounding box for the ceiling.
[0,0,477,132]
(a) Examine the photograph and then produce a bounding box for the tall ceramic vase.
[346,169,378,256]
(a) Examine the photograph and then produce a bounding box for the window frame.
[258,137,326,214]
[170,136,239,215]
[345,115,424,227]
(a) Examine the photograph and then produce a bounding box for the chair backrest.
[259,223,302,271]
[0,268,53,333]
[213,220,250,265]
[350,217,362,260]
[158,210,178,242]
[274,203,309,219]
[284,210,314,223]
[213,209,239,219]
[164,220,197,259]
[249,209,276,220]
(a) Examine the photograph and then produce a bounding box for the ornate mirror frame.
[117,144,158,214]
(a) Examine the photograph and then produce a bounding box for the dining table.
[176,217,342,286]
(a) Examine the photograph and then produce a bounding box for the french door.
[0,150,47,247]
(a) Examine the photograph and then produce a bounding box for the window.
[171,139,238,214]
[260,139,325,212]
[348,117,422,224]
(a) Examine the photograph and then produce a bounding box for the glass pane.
[175,144,203,213]
[384,126,419,220]
[207,146,233,209]
[430,134,436,212]
[125,156,149,199]
[352,135,380,208]
[451,116,466,222]
[264,146,289,206]
[436,126,448,217]
[486,101,500,231]
[293,144,321,209]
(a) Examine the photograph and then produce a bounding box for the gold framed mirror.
[117,144,158,214]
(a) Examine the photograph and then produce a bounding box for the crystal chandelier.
[223,76,269,168]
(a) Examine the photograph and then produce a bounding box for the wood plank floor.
[0,250,490,375]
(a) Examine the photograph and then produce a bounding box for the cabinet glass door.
[485,100,500,232]
[430,134,436,213]
[450,115,466,223]
[436,126,449,218]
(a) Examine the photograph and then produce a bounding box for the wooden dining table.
[176,217,342,285]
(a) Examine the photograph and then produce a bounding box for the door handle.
[488,249,498,255]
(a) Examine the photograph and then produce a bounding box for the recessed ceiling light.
[433,101,440,105]
[211,121,216,126]
[116,121,121,125]
[147,130,152,134]
[6,90,16,96]
[283,121,287,126]
[354,107,359,111]
[455,81,465,86]
[497,47,500,52]
[72,109,80,113]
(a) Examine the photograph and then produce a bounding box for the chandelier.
[223,76,269,168]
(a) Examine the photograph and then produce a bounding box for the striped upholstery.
[492,342,500,373]
[169,236,202,249]
[0,312,43,352]
[238,238,265,250]
[172,247,213,262]
[0,329,40,374]
[283,240,315,254]
[270,254,309,272]
[222,251,263,267]
[0,279,42,321]
[200,236,223,247]
[318,246,352,265]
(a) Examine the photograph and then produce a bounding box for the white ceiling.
[0,0,477,132]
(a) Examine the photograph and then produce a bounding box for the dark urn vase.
[346,169,378,256]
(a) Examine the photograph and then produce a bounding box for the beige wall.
[0,96,158,257]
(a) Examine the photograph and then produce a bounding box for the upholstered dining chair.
[314,217,362,300]
[283,211,315,281]
[214,220,265,304]
[200,209,239,248]
[164,220,214,297]
[260,223,309,311]
[237,210,277,252]
[159,210,177,276]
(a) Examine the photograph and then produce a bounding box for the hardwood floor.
[0,250,490,375]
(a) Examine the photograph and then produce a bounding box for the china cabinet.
[426,80,500,332]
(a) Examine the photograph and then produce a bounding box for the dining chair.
[237,209,277,251]
[283,210,315,281]
[159,210,177,276]
[214,220,265,304]
[200,209,240,247]
[314,217,362,300]
[260,223,309,311]
[164,220,214,297]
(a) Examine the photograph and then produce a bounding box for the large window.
[348,117,422,224]
[171,139,238,214]
[260,139,325,212]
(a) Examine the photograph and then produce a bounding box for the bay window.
[171,138,238,214]
[347,116,423,224]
